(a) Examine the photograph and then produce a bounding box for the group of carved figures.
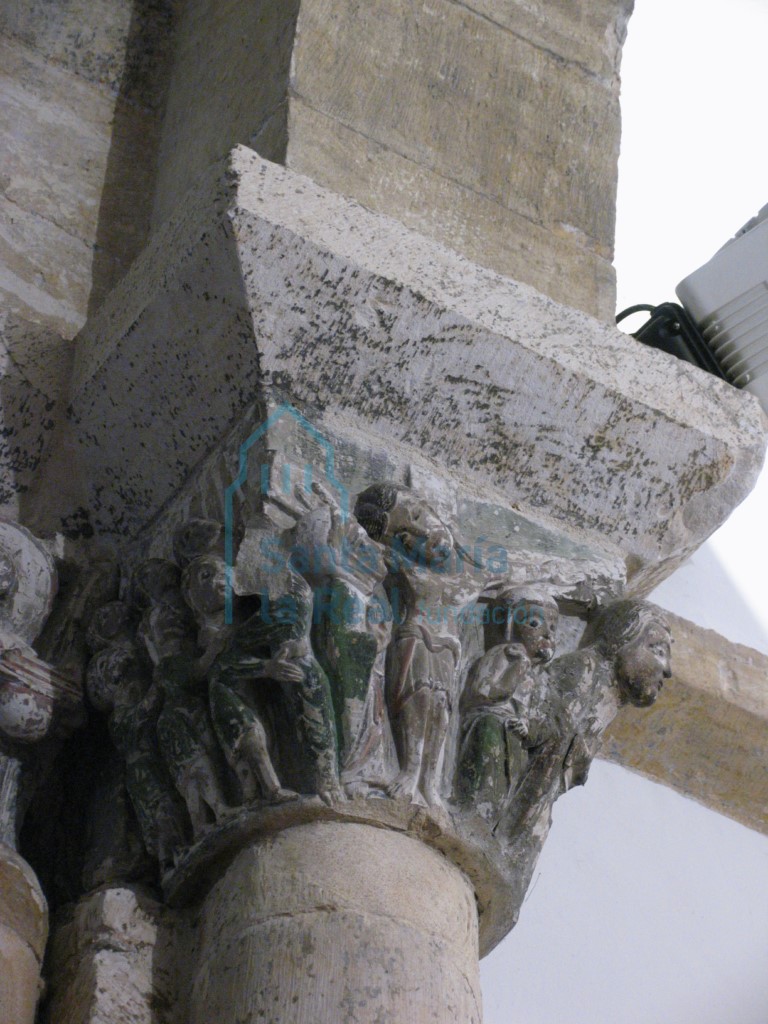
[0,486,671,872]
[81,484,672,871]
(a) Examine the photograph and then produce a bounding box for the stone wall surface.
[0,0,633,329]
[288,0,631,319]
[151,0,300,228]
[151,0,632,319]
[0,0,178,335]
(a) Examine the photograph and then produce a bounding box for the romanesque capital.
[83,477,671,951]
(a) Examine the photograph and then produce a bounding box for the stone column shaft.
[190,823,482,1024]
[0,845,47,1024]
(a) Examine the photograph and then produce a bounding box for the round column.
[191,822,482,1024]
[0,844,47,1024]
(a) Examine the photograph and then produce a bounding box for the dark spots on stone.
[61,507,94,540]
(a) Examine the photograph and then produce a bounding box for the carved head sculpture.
[173,519,225,569]
[500,588,559,664]
[583,601,672,707]
[85,601,141,713]
[86,643,145,714]
[131,559,182,609]
[86,601,135,654]
[181,554,227,619]
[354,485,453,565]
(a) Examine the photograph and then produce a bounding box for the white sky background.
[482,4,768,1022]
[614,0,768,650]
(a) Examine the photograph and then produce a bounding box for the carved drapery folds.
[83,484,672,901]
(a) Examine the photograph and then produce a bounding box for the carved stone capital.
[84,480,671,954]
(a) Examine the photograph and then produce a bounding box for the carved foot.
[343,779,385,800]
[317,785,345,806]
[421,785,448,814]
[386,774,427,807]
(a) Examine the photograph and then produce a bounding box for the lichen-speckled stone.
[0,312,71,517]
[151,0,632,317]
[68,147,766,594]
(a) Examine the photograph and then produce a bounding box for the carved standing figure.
[183,550,298,805]
[132,559,230,836]
[499,600,671,847]
[86,601,187,870]
[354,484,487,811]
[457,589,559,820]
[210,548,342,805]
[273,484,396,797]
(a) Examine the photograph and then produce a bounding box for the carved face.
[510,599,559,663]
[86,601,134,653]
[182,555,228,616]
[615,621,672,707]
[387,495,454,564]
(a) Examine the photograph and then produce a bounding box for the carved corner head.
[583,600,672,707]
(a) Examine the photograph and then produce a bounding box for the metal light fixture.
[618,204,768,413]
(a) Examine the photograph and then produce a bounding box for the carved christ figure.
[354,484,486,811]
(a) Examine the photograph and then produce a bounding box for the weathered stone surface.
[285,102,618,321]
[67,148,766,595]
[288,0,624,318]
[190,823,481,1024]
[152,0,299,227]
[603,609,768,835]
[152,0,629,318]
[0,313,71,517]
[460,0,634,83]
[2,0,128,97]
[0,0,177,334]
[0,844,47,1024]
[43,886,183,1024]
